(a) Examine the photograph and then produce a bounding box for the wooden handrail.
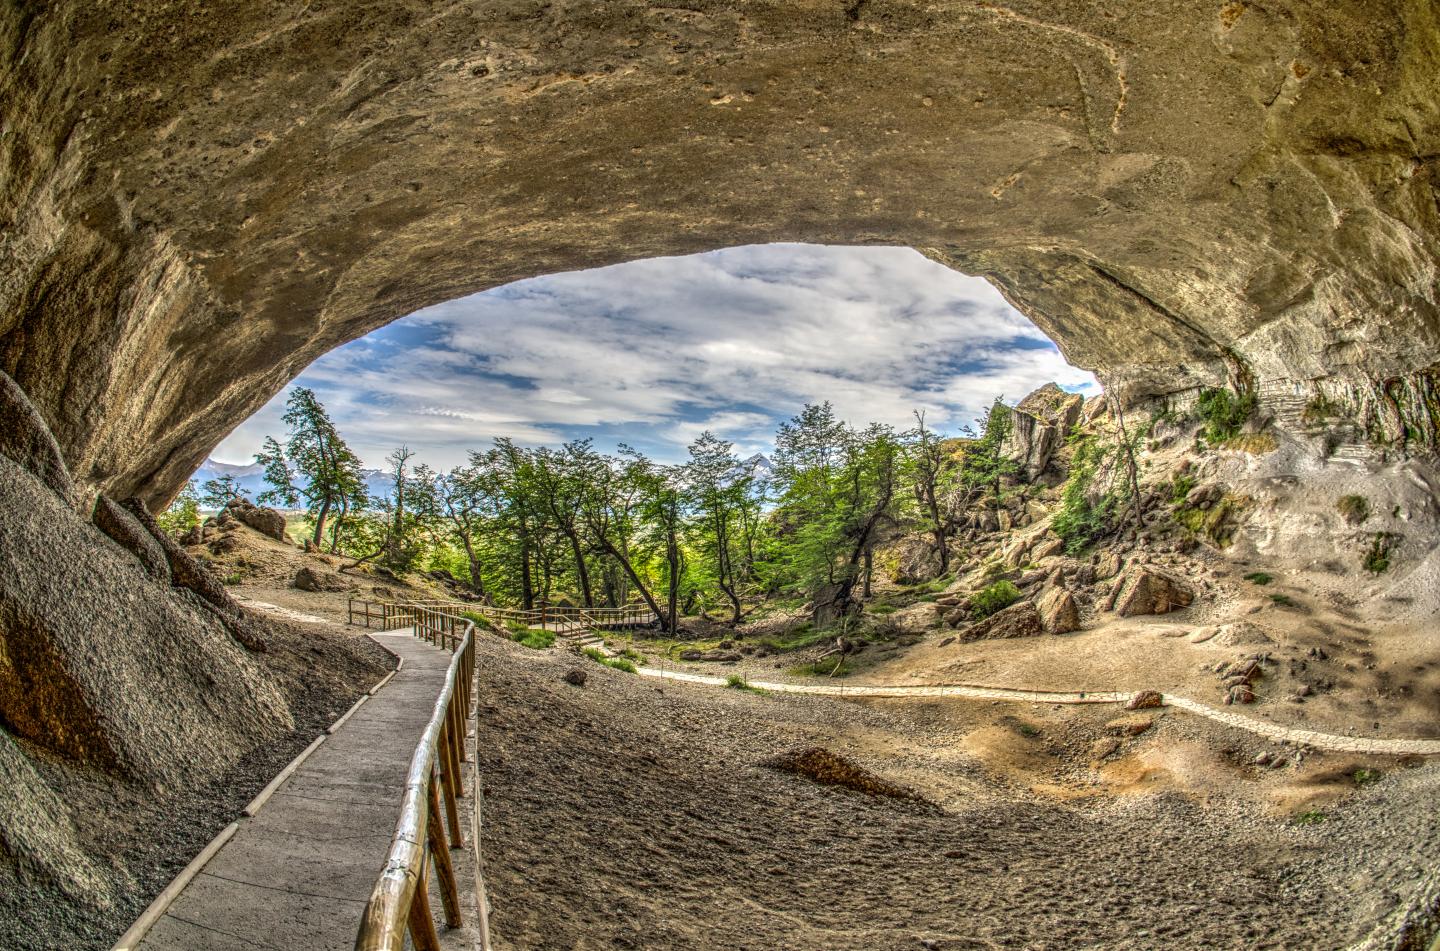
[354,606,478,951]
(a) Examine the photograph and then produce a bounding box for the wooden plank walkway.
[133,631,457,951]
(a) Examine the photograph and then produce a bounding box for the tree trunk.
[565,528,593,607]
[312,496,331,548]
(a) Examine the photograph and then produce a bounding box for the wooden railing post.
[426,766,463,927]
[406,863,443,951]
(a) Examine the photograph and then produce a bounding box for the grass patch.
[221,572,243,585]
[582,646,637,673]
[1169,473,1197,503]
[867,603,899,615]
[1017,723,1042,738]
[1293,809,1328,826]
[1269,593,1297,608]
[513,627,556,650]
[759,622,830,653]
[789,658,852,678]
[970,580,1021,620]
[1337,494,1370,525]
[725,673,767,695]
[1243,572,1273,586]
[1352,768,1382,786]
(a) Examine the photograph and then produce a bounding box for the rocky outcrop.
[1002,384,1085,481]
[2,4,1440,505]
[224,499,289,542]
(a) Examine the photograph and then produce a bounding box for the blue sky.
[213,244,1097,470]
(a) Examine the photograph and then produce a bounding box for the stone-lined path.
[634,665,1440,756]
[128,631,455,951]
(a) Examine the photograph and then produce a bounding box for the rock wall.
[1,1,1438,506]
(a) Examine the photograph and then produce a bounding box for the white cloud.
[212,244,1097,469]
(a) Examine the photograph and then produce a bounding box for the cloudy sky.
[212,244,1097,470]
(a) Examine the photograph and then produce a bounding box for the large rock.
[1001,383,1086,481]
[1036,588,1081,635]
[224,499,289,542]
[959,601,1043,642]
[294,565,350,593]
[1110,566,1196,617]
[2,5,1440,505]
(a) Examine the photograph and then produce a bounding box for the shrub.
[970,580,1022,619]
[1293,809,1327,826]
[1336,494,1370,526]
[1269,593,1296,608]
[1243,572,1273,586]
[1196,387,1257,445]
[1169,473,1197,503]
[1352,768,1382,786]
[1363,533,1396,574]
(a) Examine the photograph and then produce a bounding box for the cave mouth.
[207,243,1097,478]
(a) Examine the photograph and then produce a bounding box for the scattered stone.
[1035,587,1081,635]
[958,601,1043,642]
[1254,751,1273,766]
[1226,684,1256,705]
[1125,690,1164,710]
[563,669,587,687]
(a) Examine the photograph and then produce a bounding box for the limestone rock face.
[2,3,1440,505]
[1002,384,1085,481]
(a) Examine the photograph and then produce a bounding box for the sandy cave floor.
[464,636,1439,951]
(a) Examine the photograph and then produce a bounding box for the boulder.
[1184,482,1226,510]
[1094,551,1124,581]
[224,499,288,541]
[1110,566,1195,617]
[1125,690,1164,710]
[959,601,1043,642]
[1105,714,1154,736]
[563,669,587,687]
[293,565,350,592]
[1029,537,1064,562]
[1001,383,1085,481]
[1036,587,1081,635]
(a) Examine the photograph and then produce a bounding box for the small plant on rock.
[970,580,1022,619]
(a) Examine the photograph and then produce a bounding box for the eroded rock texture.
[1,1,1438,505]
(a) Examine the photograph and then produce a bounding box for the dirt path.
[632,666,1440,756]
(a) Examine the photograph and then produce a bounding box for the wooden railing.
[348,596,657,636]
[354,605,477,951]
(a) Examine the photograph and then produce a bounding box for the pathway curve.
[126,631,456,951]
[634,665,1440,756]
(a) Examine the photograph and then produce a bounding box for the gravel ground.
[474,636,1440,951]
[0,614,391,951]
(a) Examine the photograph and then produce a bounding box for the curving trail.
[633,665,1440,756]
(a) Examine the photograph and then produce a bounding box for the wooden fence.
[349,597,656,634]
[353,605,478,951]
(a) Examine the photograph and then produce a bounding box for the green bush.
[1052,436,1116,555]
[1169,473,1197,503]
[1196,387,1257,444]
[1363,533,1395,574]
[1336,494,1370,526]
[1352,768,1382,786]
[970,580,1022,619]
[1243,572,1273,586]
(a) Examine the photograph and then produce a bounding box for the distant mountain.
[191,458,395,506]
[741,453,774,479]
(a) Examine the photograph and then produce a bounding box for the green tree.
[254,436,299,508]
[158,481,202,537]
[199,473,248,508]
[958,397,1017,501]
[267,387,369,550]
[904,410,955,575]
[684,432,752,625]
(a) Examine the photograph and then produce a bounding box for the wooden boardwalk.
[130,631,461,951]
